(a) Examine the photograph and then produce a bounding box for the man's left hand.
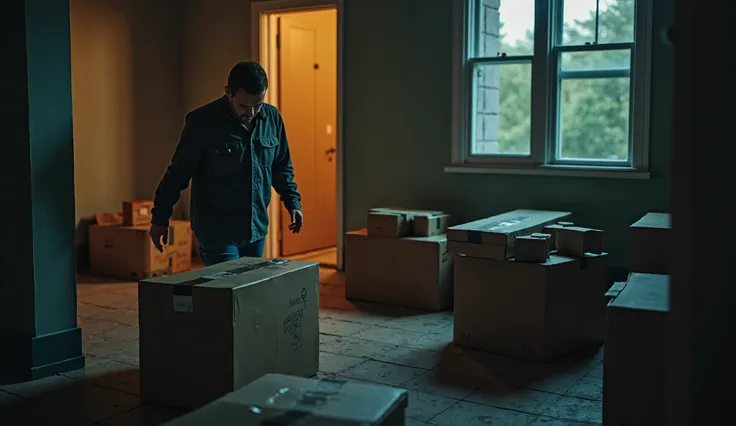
[289,210,304,233]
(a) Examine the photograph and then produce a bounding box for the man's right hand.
[149,224,169,253]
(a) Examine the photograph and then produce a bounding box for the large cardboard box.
[89,220,192,279]
[454,253,608,362]
[164,374,408,426]
[604,273,669,426]
[368,207,450,238]
[122,200,155,226]
[447,210,572,260]
[630,212,670,274]
[139,258,320,409]
[346,229,453,311]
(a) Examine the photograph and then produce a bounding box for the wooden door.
[278,9,337,256]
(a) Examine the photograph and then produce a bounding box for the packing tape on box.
[248,379,348,425]
[171,259,290,313]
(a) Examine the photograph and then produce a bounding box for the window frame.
[449,0,653,177]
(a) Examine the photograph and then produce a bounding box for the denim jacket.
[151,96,302,242]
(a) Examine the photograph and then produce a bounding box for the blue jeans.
[197,236,266,267]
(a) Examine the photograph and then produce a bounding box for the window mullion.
[530,0,552,165]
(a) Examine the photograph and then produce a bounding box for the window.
[450,0,653,175]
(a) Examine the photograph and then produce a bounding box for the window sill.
[444,163,651,179]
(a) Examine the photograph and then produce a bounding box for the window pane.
[472,62,532,156]
[561,0,635,45]
[558,77,630,161]
[561,49,630,73]
[476,0,534,57]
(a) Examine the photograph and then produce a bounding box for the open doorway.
[252,1,344,269]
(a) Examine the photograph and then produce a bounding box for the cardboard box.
[447,210,572,260]
[555,226,604,258]
[604,273,669,426]
[454,253,608,362]
[139,258,320,409]
[515,233,551,263]
[164,374,408,426]
[630,212,670,274]
[542,221,574,249]
[346,229,453,311]
[89,220,192,279]
[122,200,155,226]
[368,207,449,238]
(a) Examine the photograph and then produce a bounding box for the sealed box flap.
[447,210,571,244]
[140,257,316,290]
[608,273,669,312]
[370,207,446,218]
[605,281,628,298]
[215,374,407,423]
[631,212,671,230]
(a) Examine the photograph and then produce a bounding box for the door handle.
[325,147,336,156]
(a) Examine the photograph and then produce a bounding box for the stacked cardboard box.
[139,258,320,409]
[89,200,192,279]
[345,207,453,311]
[164,373,408,425]
[123,200,155,226]
[451,210,610,362]
[629,212,670,274]
[603,273,669,426]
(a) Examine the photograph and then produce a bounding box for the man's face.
[226,87,266,123]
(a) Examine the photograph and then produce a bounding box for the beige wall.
[177,0,253,219]
[70,0,183,252]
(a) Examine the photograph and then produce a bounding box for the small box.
[89,220,192,280]
[447,210,572,260]
[604,273,669,426]
[122,200,155,226]
[454,253,608,362]
[368,207,449,238]
[555,226,604,258]
[139,258,320,409]
[514,233,551,263]
[630,212,670,274]
[542,221,574,249]
[346,229,454,311]
[163,374,408,426]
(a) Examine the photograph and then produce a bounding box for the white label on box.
[173,295,193,313]
[138,207,150,216]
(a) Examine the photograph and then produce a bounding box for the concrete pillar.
[475,0,502,154]
[0,0,83,382]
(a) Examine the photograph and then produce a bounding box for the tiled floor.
[0,266,604,425]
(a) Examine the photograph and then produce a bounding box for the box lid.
[631,212,671,230]
[167,374,408,425]
[608,273,669,312]
[370,207,446,218]
[447,210,571,244]
[140,257,317,290]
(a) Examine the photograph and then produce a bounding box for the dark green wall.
[342,0,673,268]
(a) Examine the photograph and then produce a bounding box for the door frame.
[251,0,345,270]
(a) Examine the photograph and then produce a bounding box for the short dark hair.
[227,61,268,95]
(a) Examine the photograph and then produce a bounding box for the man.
[149,61,303,266]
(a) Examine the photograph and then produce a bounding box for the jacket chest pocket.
[254,136,279,167]
[206,141,245,178]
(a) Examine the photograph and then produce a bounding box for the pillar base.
[0,327,85,383]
